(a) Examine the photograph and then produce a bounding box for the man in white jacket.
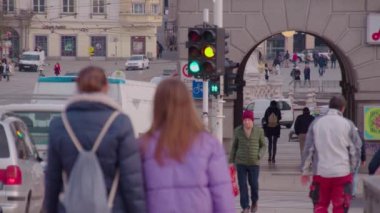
[300,95,362,213]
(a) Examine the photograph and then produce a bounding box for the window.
[151,4,159,14]
[33,0,45,13]
[61,36,77,56]
[2,0,15,13]
[35,36,48,56]
[11,122,32,160]
[93,0,105,14]
[131,36,146,55]
[132,3,145,14]
[91,36,107,56]
[0,125,9,158]
[63,0,75,13]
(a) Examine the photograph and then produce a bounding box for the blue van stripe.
[37,77,125,84]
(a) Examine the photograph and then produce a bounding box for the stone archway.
[233,32,356,127]
[177,0,380,135]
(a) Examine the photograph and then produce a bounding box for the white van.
[246,98,294,128]
[19,51,45,72]
[32,76,156,137]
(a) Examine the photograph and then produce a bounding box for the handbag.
[229,165,239,197]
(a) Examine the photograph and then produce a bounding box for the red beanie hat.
[242,110,254,121]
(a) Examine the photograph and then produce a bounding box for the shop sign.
[367,13,380,45]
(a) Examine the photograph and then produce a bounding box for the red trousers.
[309,174,353,213]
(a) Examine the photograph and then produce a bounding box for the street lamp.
[282,31,296,38]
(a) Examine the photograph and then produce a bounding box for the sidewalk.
[233,136,365,213]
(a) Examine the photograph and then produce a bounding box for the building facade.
[176,0,380,147]
[1,0,163,60]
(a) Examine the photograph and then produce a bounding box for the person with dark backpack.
[262,101,282,163]
[45,66,146,213]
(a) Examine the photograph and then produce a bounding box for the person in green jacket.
[229,110,266,213]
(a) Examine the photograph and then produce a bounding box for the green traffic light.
[189,61,200,73]
[211,85,219,92]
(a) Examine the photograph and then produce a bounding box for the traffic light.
[209,80,220,96]
[187,27,226,79]
[224,58,240,96]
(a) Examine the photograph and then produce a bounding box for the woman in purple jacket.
[140,78,235,213]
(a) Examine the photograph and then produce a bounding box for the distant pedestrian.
[54,62,61,76]
[294,107,314,158]
[312,52,319,67]
[140,78,235,213]
[292,52,298,65]
[275,64,281,75]
[262,101,282,163]
[369,148,380,175]
[229,110,266,213]
[303,64,311,87]
[330,52,337,69]
[284,50,290,68]
[272,56,281,68]
[45,66,146,213]
[264,63,269,81]
[0,59,10,82]
[301,95,362,213]
[318,55,327,76]
[289,66,301,89]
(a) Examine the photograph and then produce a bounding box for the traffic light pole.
[202,9,210,129]
[214,0,224,143]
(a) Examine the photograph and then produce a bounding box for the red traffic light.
[188,30,201,42]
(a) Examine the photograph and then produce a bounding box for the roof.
[0,104,64,112]
[37,76,126,84]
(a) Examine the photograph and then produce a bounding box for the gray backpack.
[61,111,120,213]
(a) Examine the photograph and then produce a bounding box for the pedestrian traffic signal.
[209,80,220,96]
[186,27,226,79]
[224,58,240,96]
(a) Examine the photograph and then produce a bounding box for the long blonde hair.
[143,78,204,164]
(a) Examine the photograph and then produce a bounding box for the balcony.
[1,9,34,20]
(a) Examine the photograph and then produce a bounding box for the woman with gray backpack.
[262,101,282,164]
[45,66,146,213]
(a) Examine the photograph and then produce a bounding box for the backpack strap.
[61,112,83,152]
[92,111,120,152]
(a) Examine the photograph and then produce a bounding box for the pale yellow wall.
[305,35,315,50]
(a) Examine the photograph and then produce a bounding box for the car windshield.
[0,125,9,158]
[277,101,291,110]
[11,111,60,147]
[129,56,143,61]
[21,54,40,61]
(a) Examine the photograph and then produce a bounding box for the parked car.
[0,104,63,161]
[245,98,294,128]
[125,55,150,70]
[0,113,45,213]
[295,49,331,62]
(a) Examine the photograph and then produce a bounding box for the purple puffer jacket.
[140,131,235,213]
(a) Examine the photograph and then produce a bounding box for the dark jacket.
[263,106,282,137]
[45,94,146,213]
[294,113,314,135]
[369,149,380,175]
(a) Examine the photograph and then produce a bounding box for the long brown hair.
[144,78,204,164]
